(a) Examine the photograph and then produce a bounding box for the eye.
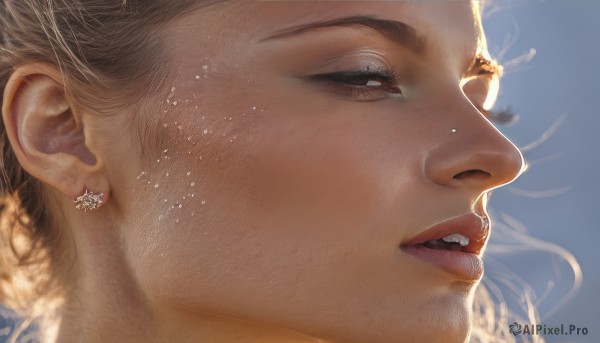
[306,67,403,102]
[462,76,517,125]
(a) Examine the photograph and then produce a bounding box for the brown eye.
[307,69,403,102]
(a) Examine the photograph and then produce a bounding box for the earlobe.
[2,63,108,202]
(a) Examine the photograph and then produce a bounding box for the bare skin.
[2,1,524,342]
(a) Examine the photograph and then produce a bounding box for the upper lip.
[399,212,490,255]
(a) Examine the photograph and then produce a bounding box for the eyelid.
[306,64,400,81]
[308,49,396,74]
[461,75,500,111]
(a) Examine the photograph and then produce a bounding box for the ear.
[2,62,110,203]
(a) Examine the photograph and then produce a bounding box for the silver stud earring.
[74,189,105,212]
[451,128,457,133]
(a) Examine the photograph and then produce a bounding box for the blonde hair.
[0,1,579,342]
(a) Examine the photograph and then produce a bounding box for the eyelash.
[308,68,517,124]
[482,106,518,125]
[308,68,402,101]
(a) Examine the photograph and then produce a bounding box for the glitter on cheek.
[147,72,259,224]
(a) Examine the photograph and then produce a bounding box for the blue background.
[483,0,599,342]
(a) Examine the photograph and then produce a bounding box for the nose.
[423,98,525,192]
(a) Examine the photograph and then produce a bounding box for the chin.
[310,295,473,343]
[321,322,471,343]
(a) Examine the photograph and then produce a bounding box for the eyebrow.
[260,15,503,79]
[259,15,429,55]
[468,55,503,79]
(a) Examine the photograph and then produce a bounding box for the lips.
[399,212,490,280]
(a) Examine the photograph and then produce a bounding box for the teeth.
[441,234,470,247]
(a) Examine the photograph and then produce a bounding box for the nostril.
[453,169,491,180]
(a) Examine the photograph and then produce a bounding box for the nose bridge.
[423,91,525,191]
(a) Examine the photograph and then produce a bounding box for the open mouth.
[401,213,489,255]
[399,213,489,280]
[419,233,470,252]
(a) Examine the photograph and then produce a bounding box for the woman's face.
[108,1,523,342]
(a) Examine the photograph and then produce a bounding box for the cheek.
[253,121,386,239]
[121,86,474,342]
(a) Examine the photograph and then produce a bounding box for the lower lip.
[400,245,483,281]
